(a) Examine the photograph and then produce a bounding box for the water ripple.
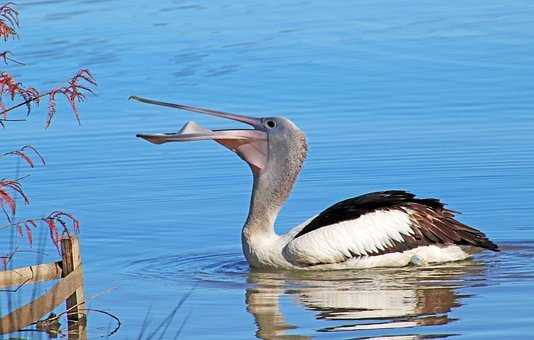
[122,243,534,337]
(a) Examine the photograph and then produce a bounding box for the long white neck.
[240,124,308,268]
[241,171,288,267]
[243,172,285,236]
[241,165,305,268]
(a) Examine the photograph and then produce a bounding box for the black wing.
[294,190,498,252]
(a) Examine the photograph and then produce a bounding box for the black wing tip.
[483,239,500,252]
[369,190,445,205]
[369,190,414,198]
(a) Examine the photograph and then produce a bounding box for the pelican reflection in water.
[133,96,498,270]
[245,259,486,339]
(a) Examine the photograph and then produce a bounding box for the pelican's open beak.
[131,96,268,174]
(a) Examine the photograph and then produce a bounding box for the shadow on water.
[125,242,534,339]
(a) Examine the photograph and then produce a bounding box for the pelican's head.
[132,97,307,183]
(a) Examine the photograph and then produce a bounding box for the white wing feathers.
[283,209,414,266]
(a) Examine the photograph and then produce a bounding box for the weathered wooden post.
[0,235,86,337]
[61,236,87,339]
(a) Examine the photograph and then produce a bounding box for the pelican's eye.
[265,120,277,129]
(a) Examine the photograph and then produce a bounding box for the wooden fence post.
[61,236,86,339]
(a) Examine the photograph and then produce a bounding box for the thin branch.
[0,70,97,127]
[2,145,46,167]
[0,51,24,65]
[0,92,47,116]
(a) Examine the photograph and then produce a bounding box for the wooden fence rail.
[0,261,62,288]
[0,235,86,339]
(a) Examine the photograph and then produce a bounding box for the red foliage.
[10,211,80,250]
[0,5,96,126]
[0,145,45,216]
[0,73,30,100]
[0,72,41,118]
[46,69,96,127]
[0,2,89,265]
[0,70,96,126]
[0,144,79,253]
[2,144,46,167]
[0,178,28,215]
[0,2,18,41]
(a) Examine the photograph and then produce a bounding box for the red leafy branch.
[0,72,40,119]
[0,3,86,266]
[5,211,80,250]
[1,210,79,268]
[2,144,45,167]
[0,145,44,215]
[0,177,28,215]
[45,211,80,248]
[0,69,96,127]
[47,69,96,127]
[0,2,18,41]
[0,3,96,127]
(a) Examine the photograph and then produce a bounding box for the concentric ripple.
[122,243,534,338]
[123,242,534,288]
[124,246,249,287]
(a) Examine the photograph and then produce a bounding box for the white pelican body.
[133,97,498,270]
[243,213,472,271]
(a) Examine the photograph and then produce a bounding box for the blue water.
[1,0,533,338]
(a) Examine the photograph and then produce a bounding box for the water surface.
[0,0,533,338]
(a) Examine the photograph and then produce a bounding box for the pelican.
[132,96,499,270]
